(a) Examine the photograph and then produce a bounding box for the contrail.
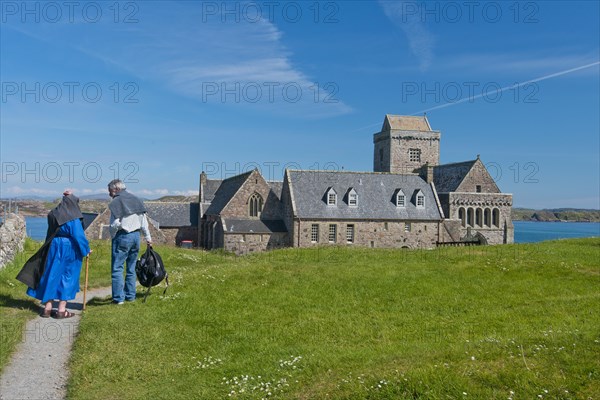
[413,61,600,115]
[351,61,600,132]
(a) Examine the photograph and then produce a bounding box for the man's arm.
[140,214,152,244]
[109,213,121,239]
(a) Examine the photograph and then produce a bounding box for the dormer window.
[347,188,358,207]
[326,187,337,206]
[395,189,406,207]
[414,189,425,208]
[248,192,263,217]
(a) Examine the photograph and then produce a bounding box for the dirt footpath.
[0,287,111,400]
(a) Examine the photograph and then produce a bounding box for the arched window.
[492,208,500,227]
[458,207,466,227]
[248,193,263,218]
[467,208,474,227]
[484,208,491,227]
[476,208,483,227]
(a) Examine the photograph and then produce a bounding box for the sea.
[23,217,600,244]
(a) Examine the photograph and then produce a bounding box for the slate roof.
[433,160,477,193]
[222,218,287,234]
[383,114,432,131]
[204,171,253,215]
[202,179,223,202]
[268,181,283,198]
[145,202,199,227]
[287,170,442,221]
[82,212,97,230]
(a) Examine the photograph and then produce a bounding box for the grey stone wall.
[0,213,26,269]
[374,130,440,173]
[446,192,513,244]
[293,219,439,249]
[455,159,500,193]
[224,232,288,255]
[161,226,198,247]
[220,170,282,220]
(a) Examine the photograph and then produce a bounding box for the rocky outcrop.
[0,213,26,269]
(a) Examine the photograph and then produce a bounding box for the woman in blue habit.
[17,191,91,318]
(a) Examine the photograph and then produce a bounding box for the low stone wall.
[0,213,27,269]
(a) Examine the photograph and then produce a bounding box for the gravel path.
[0,287,112,400]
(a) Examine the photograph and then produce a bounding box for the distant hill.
[1,195,197,216]
[151,195,197,202]
[512,208,600,222]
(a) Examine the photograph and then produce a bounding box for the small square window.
[404,223,411,232]
[409,148,421,162]
[476,185,482,193]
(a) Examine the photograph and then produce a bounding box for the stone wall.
[221,170,283,220]
[455,159,500,193]
[0,213,26,269]
[374,130,440,173]
[293,219,439,249]
[224,232,288,255]
[161,226,198,246]
[445,192,513,244]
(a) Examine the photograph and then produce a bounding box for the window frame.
[326,188,337,206]
[346,224,355,243]
[409,148,421,162]
[348,188,358,207]
[396,190,406,207]
[328,224,337,243]
[311,224,319,243]
[248,192,263,218]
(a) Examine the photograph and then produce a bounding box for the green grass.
[2,239,599,398]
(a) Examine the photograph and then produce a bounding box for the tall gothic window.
[248,193,263,217]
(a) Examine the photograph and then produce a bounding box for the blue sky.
[1,0,598,209]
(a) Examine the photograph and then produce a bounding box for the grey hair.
[108,179,126,191]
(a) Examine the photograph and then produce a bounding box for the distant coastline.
[512,208,600,223]
[2,199,599,222]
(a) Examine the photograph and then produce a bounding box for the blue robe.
[26,219,90,303]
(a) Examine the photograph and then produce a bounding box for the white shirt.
[109,212,152,241]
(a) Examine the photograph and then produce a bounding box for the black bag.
[136,246,169,302]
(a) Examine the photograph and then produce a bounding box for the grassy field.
[1,239,599,399]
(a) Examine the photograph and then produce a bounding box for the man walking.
[107,179,152,304]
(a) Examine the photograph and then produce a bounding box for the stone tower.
[373,115,440,174]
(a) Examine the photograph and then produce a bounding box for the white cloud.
[5,2,351,117]
[379,1,435,71]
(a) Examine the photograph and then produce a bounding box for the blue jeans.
[111,230,140,302]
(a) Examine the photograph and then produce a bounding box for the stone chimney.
[421,163,434,183]
[199,171,207,203]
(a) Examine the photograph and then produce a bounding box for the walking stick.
[83,255,89,311]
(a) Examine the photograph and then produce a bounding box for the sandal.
[54,310,75,319]
[40,309,53,318]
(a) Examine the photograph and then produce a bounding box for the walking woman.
[17,191,91,318]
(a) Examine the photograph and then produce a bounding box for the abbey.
[197,115,513,254]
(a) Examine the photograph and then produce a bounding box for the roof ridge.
[435,159,478,168]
